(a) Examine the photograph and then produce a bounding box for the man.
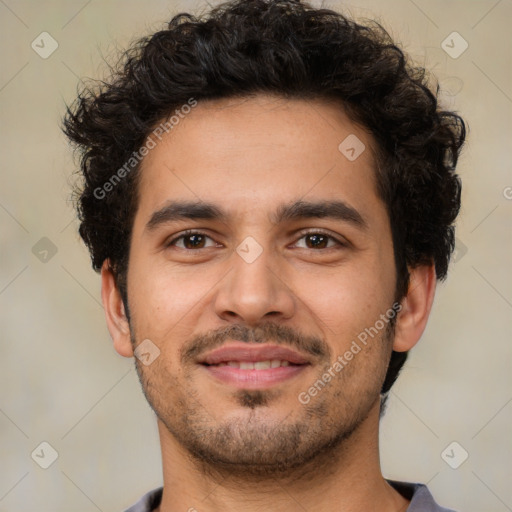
[63,0,465,510]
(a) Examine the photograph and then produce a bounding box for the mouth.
[198,342,311,389]
[206,359,296,369]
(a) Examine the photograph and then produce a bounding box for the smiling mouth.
[203,359,298,369]
[200,362,308,389]
[198,343,311,389]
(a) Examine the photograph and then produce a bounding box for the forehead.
[136,94,381,221]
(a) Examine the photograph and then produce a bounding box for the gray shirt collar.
[124,481,457,512]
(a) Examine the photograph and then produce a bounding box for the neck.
[154,402,408,512]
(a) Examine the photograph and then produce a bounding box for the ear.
[393,264,437,352]
[101,260,134,358]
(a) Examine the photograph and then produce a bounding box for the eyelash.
[166,229,346,250]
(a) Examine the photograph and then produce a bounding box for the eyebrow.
[271,199,367,228]
[145,201,227,232]
[144,199,367,232]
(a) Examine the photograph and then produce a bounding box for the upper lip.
[199,342,311,365]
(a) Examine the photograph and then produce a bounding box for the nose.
[213,242,296,326]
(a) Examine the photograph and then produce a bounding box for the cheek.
[127,259,219,341]
[291,261,394,343]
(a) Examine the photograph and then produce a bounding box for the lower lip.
[201,364,308,389]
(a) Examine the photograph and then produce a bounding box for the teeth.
[214,360,293,369]
[254,361,271,370]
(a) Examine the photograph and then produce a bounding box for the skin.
[101,94,436,512]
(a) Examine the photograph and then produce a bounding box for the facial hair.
[131,321,393,481]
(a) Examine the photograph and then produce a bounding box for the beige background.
[1,0,511,511]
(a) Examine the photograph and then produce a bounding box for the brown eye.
[295,232,342,249]
[305,234,329,249]
[182,234,206,249]
[167,231,217,249]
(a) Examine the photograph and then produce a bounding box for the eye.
[166,230,218,250]
[165,230,346,251]
[294,231,345,250]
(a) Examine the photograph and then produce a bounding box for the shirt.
[123,480,457,511]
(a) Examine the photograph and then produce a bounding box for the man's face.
[125,94,397,475]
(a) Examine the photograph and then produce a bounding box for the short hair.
[63,0,465,394]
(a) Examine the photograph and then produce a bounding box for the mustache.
[181,323,330,364]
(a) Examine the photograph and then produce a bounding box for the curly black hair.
[63,0,465,395]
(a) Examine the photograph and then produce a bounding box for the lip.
[199,342,311,365]
[198,342,311,389]
[202,364,307,389]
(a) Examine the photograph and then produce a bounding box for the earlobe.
[392,265,437,353]
[101,260,134,358]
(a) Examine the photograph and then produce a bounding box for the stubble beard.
[131,322,393,481]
